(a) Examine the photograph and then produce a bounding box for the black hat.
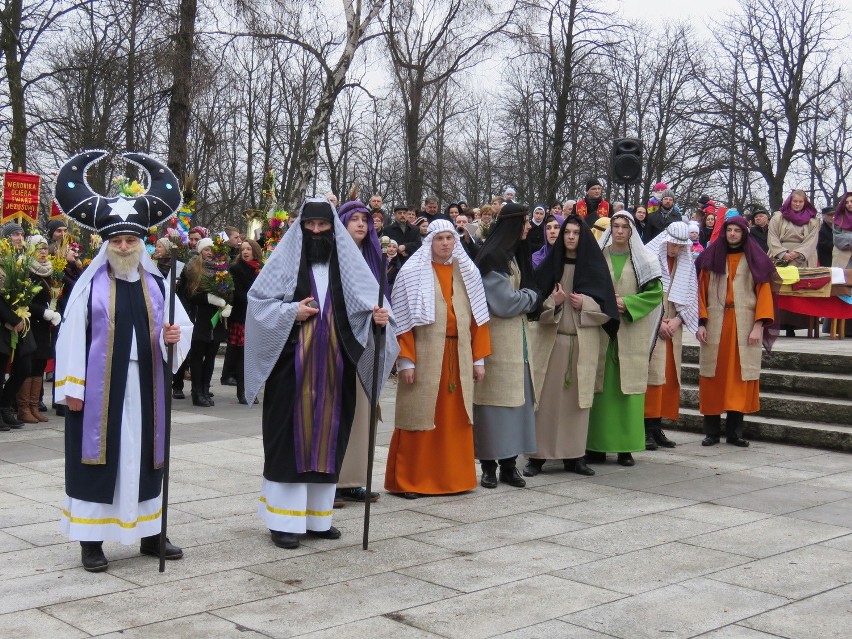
[585,177,602,191]
[300,199,335,222]
[46,218,68,238]
[392,204,407,213]
[498,201,529,219]
[698,194,711,205]
[54,150,182,239]
[821,206,835,215]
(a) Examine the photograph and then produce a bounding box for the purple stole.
[293,269,344,474]
[81,266,166,468]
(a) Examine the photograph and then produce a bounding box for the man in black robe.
[245,199,398,550]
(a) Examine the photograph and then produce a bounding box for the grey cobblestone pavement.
[1,359,850,638]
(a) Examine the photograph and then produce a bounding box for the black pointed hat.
[54,150,182,239]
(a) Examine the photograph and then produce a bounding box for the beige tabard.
[648,262,683,387]
[598,248,660,395]
[699,256,763,381]
[394,263,474,431]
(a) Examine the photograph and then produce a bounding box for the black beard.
[304,230,334,264]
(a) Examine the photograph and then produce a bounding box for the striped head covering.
[598,212,662,287]
[391,219,489,335]
[244,197,399,405]
[644,221,699,333]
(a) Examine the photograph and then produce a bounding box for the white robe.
[56,269,192,544]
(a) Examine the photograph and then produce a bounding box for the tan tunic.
[767,212,819,267]
[648,259,683,386]
[532,265,610,459]
[598,249,660,395]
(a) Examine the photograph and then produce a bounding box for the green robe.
[587,253,663,453]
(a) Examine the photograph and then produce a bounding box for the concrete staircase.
[668,343,852,452]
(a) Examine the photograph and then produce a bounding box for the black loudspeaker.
[611,138,643,184]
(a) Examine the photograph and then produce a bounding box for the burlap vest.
[474,261,534,408]
[395,263,474,431]
[699,256,763,381]
[601,248,659,394]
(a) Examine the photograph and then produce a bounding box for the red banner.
[51,199,63,218]
[1,171,41,225]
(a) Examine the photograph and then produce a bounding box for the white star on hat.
[108,197,136,221]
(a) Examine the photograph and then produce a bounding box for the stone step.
[664,407,852,452]
[680,384,852,425]
[682,344,852,375]
[681,362,852,400]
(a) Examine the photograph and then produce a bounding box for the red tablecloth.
[778,295,852,319]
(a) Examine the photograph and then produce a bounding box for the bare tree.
[698,0,841,209]
[383,0,515,206]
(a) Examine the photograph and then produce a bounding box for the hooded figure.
[695,215,778,447]
[472,202,542,489]
[244,197,399,550]
[385,219,491,497]
[586,212,663,466]
[525,214,620,477]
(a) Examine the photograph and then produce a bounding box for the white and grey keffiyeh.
[645,222,700,333]
[598,212,662,287]
[243,197,399,404]
[391,219,489,335]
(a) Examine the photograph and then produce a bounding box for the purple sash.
[293,270,344,474]
[82,267,166,467]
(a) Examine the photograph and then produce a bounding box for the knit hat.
[196,237,214,252]
[46,218,68,238]
[688,221,700,234]
[653,182,668,192]
[190,225,209,238]
[27,234,48,248]
[586,177,602,191]
[504,186,516,196]
[660,189,675,201]
[2,222,24,238]
[664,221,691,245]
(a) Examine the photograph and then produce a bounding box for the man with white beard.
[53,151,192,572]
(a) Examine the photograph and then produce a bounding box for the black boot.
[644,418,659,450]
[617,453,635,466]
[725,411,749,447]
[191,391,212,407]
[650,417,676,447]
[523,458,544,477]
[80,541,108,572]
[498,459,526,487]
[140,534,183,559]
[203,386,215,406]
[702,414,721,446]
[585,450,606,463]
[1,406,23,428]
[480,461,498,488]
[566,457,595,476]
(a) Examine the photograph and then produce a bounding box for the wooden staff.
[159,247,178,572]
[363,237,389,550]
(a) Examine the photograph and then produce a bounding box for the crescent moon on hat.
[53,149,182,232]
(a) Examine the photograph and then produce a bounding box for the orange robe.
[645,256,682,420]
[698,253,774,415]
[385,263,491,495]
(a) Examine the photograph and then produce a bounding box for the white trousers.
[258,479,336,533]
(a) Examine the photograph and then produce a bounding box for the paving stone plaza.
[1,341,850,639]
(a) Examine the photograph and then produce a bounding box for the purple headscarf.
[694,216,778,284]
[531,214,564,268]
[833,191,852,232]
[338,199,388,294]
[780,191,818,226]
